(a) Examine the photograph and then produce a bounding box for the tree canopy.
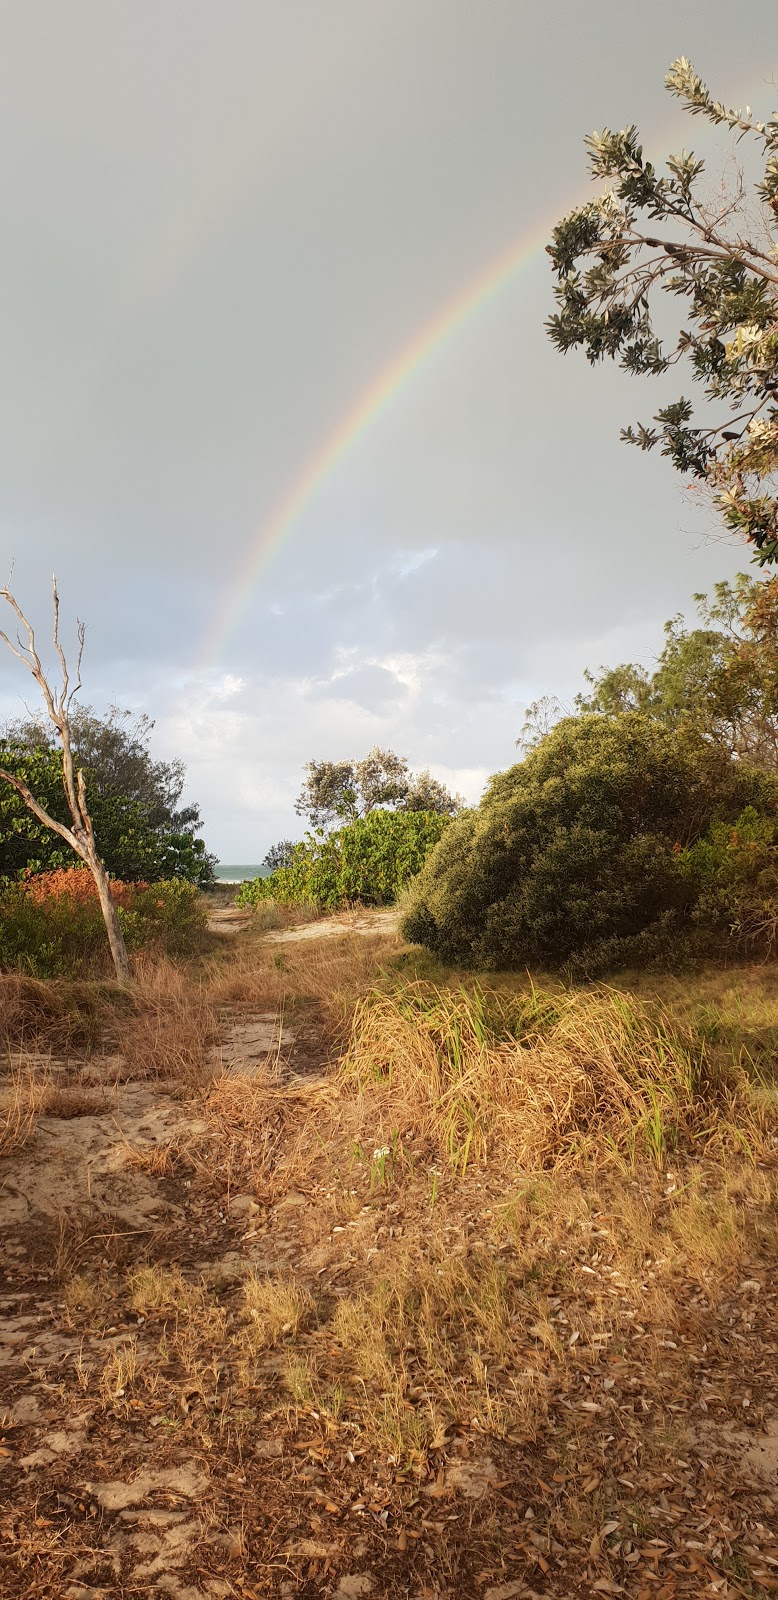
[262,839,298,872]
[241,808,451,912]
[576,573,778,769]
[295,747,462,832]
[547,58,778,560]
[0,706,215,886]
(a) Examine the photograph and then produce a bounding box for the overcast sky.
[0,1,775,859]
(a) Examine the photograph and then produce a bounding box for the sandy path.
[263,908,399,944]
[207,904,399,942]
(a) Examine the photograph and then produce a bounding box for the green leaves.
[401,713,778,973]
[238,810,451,911]
[546,59,778,558]
[0,742,212,886]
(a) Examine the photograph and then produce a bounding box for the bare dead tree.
[0,578,132,986]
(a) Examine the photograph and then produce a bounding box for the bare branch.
[0,585,61,728]
[0,577,132,984]
[52,575,69,713]
[0,764,86,859]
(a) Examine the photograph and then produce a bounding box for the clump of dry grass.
[118,957,220,1086]
[0,1067,105,1158]
[241,1272,314,1348]
[121,1138,175,1176]
[206,929,401,1025]
[339,980,770,1171]
[0,972,128,1053]
[200,1069,332,1194]
[0,1066,49,1156]
[303,1245,551,1463]
[37,1085,105,1118]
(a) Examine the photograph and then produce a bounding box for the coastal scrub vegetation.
[403,573,778,972]
[1,704,215,887]
[401,711,778,971]
[0,870,208,978]
[238,806,450,911]
[0,580,213,982]
[0,579,134,983]
[576,571,778,768]
[295,744,462,831]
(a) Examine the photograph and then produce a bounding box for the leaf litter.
[1,924,778,1598]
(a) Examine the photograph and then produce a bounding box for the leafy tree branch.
[547,58,778,559]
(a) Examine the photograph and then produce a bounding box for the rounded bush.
[401,713,778,972]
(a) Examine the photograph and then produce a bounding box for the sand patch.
[0,1081,200,1235]
[218,1013,295,1076]
[263,909,398,944]
[88,1462,209,1511]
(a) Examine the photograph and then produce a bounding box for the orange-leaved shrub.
[0,870,207,978]
[21,867,149,907]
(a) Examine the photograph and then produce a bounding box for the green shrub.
[0,877,207,978]
[680,807,778,956]
[119,880,208,957]
[0,884,108,979]
[401,713,778,973]
[0,742,214,886]
[237,810,451,911]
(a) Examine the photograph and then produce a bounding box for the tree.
[1,705,216,885]
[262,839,298,871]
[578,573,778,769]
[5,705,204,834]
[295,746,461,831]
[546,58,778,560]
[402,768,462,814]
[401,712,778,973]
[295,759,359,831]
[0,580,131,985]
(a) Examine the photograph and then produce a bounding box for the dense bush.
[401,713,778,973]
[237,809,451,911]
[681,807,778,957]
[0,869,207,978]
[0,741,214,886]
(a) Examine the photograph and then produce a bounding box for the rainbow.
[199,212,561,666]
[199,70,767,667]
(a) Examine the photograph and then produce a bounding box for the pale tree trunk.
[86,845,132,987]
[0,578,133,987]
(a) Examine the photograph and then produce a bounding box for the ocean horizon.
[213,864,269,883]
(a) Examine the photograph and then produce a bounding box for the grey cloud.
[308,664,406,713]
[0,0,770,855]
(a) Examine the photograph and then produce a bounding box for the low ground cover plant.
[402,712,778,972]
[0,868,207,977]
[238,808,450,911]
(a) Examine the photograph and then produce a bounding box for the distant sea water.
[213,864,270,884]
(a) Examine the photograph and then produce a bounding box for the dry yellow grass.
[0,1066,49,1156]
[205,927,401,1022]
[241,1272,314,1348]
[338,979,771,1172]
[117,956,220,1086]
[5,920,778,1597]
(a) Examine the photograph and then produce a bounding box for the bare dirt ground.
[2,922,778,1599]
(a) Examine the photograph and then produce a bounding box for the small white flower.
[373,1146,391,1161]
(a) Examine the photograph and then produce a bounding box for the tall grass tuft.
[340,980,767,1170]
